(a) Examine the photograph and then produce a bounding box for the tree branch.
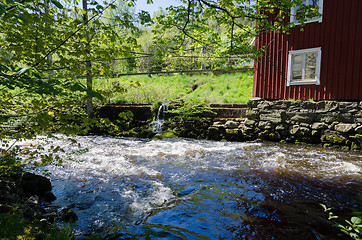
[32,0,117,68]
[197,0,267,21]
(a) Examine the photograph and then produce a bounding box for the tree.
[0,0,154,138]
[151,0,320,65]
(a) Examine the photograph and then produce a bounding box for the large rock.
[247,97,263,109]
[289,125,310,137]
[246,109,260,119]
[60,208,78,222]
[244,119,256,127]
[273,100,291,109]
[276,124,288,131]
[290,113,315,123]
[321,130,349,146]
[337,113,355,123]
[339,102,359,113]
[311,122,328,130]
[334,123,356,134]
[316,113,337,124]
[225,120,239,129]
[260,111,286,124]
[258,121,273,130]
[316,101,339,113]
[21,172,52,197]
[208,126,224,140]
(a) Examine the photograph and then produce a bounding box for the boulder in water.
[20,172,52,197]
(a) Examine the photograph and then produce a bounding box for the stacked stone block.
[244,98,362,149]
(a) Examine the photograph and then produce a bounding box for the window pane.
[292,54,303,80]
[306,53,317,67]
[296,1,307,18]
[310,0,319,7]
[305,69,316,79]
[295,0,320,21]
[308,0,320,19]
[305,52,316,79]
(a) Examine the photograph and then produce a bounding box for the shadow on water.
[226,170,361,240]
[136,170,361,240]
[22,136,361,239]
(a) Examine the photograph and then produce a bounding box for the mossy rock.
[225,129,239,135]
[323,143,332,148]
[321,134,347,145]
[258,130,281,141]
[351,141,361,150]
[258,130,270,139]
[152,131,178,140]
[268,131,281,141]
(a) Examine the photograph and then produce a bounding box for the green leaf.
[86,89,104,101]
[50,0,64,9]
[69,83,86,92]
[0,3,6,15]
[351,217,362,225]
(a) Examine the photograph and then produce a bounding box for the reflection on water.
[23,136,361,239]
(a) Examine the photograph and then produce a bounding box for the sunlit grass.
[92,70,254,104]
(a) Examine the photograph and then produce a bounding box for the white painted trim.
[287,53,292,86]
[290,0,323,25]
[287,47,322,86]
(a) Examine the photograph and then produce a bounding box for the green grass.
[91,71,254,105]
[0,212,74,240]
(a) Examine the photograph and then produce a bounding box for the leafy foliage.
[0,212,74,240]
[150,0,320,68]
[0,0,147,77]
[168,101,216,121]
[0,140,23,176]
[0,0,152,139]
[321,204,362,240]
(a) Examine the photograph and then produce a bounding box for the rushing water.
[22,136,361,239]
[152,102,169,133]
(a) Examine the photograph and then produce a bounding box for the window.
[290,0,323,24]
[287,47,321,86]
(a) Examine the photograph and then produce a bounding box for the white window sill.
[289,80,320,86]
[291,17,323,26]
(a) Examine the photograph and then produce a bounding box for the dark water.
[23,136,361,239]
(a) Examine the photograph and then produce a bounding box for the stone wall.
[98,100,362,150]
[243,98,362,149]
[167,98,362,150]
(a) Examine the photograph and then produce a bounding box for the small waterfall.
[153,102,169,133]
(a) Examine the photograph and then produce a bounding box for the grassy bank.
[90,71,254,105]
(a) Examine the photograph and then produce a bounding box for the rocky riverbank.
[0,171,77,238]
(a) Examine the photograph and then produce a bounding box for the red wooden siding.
[253,0,362,100]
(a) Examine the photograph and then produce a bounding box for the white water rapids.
[17,135,362,239]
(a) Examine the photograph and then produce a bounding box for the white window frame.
[290,0,323,25]
[287,47,322,86]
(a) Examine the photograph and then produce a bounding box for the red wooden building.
[253,0,362,100]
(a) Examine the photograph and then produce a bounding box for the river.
[23,135,361,239]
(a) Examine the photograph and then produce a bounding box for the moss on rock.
[152,131,178,140]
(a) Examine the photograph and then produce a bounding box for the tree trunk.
[82,0,94,118]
